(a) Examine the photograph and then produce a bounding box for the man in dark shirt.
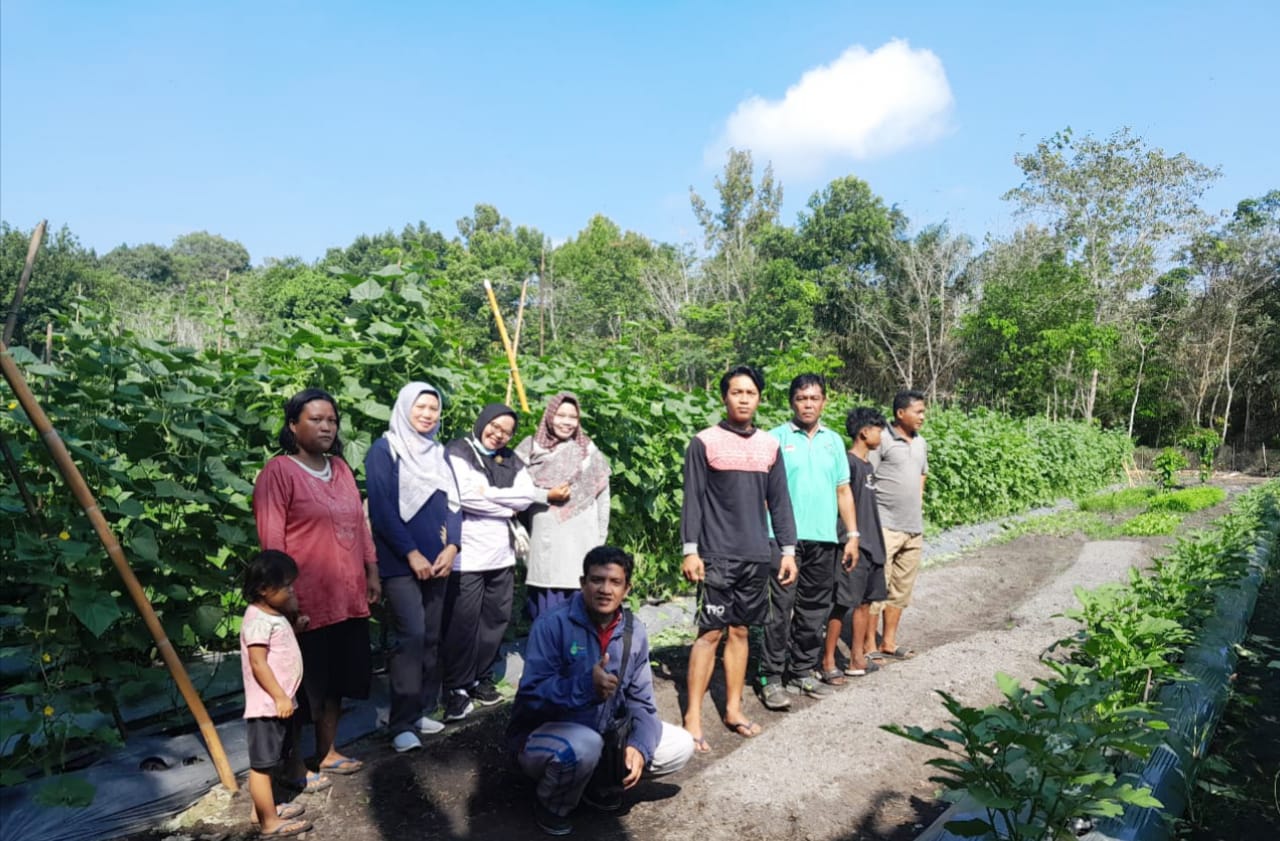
[822,408,889,679]
[680,365,797,752]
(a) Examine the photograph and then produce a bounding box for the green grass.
[1077,486,1158,513]
[997,509,1115,541]
[1117,511,1184,536]
[1146,486,1227,513]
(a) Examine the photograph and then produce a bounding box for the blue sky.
[2,1,1276,264]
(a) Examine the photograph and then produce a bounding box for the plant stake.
[506,275,530,405]
[483,278,529,413]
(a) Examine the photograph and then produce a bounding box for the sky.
[2,0,1277,265]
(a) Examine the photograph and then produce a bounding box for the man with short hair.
[681,365,797,750]
[867,390,928,661]
[508,546,695,837]
[758,373,859,708]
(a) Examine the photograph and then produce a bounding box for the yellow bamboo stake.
[506,276,530,406]
[0,341,239,793]
[483,279,529,413]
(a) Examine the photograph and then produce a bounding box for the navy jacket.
[506,593,661,763]
[364,437,463,578]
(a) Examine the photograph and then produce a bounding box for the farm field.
[120,477,1270,841]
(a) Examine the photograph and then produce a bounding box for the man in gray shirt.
[867,389,927,660]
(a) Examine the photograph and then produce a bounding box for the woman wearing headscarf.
[254,387,379,783]
[515,392,612,623]
[365,382,462,753]
[440,403,570,722]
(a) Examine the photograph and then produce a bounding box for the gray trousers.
[383,575,447,733]
[759,540,837,680]
[517,721,696,816]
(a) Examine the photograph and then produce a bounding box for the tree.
[169,231,251,286]
[549,215,655,341]
[1004,127,1220,421]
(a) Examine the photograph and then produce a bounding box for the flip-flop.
[691,734,713,754]
[844,661,881,677]
[724,719,762,738]
[259,817,312,837]
[319,756,364,775]
[818,668,847,686]
[878,646,916,660]
[253,803,307,825]
[282,771,332,793]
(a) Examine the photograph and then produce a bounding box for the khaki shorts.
[868,529,922,612]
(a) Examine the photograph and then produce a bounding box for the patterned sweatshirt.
[680,421,797,563]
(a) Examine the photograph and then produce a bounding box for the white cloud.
[708,39,954,178]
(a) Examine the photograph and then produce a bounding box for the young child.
[241,550,315,837]
[821,408,889,680]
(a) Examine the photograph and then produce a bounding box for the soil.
[119,480,1265,841]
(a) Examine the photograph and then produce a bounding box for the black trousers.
[759,540,837,680]
[383,575,447,732]
[440,567,514,691]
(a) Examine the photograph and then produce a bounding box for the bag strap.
[618,609,634,680]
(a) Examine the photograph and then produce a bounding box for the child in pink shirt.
[240,550,315,837]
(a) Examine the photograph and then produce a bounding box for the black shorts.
[298,617,372,715]
[697,557,770,630]
[246,716,296,771]
[833,553,887,610]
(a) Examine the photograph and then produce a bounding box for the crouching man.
[507,545,695,836]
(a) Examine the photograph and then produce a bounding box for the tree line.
[3,127,1277,451]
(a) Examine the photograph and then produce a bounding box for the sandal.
[252,803,306,825]
[691,734,713,754]
[319,756,364,775]
[259,818,312,837]
[282,771,332,793]
[818,668,847,686]
[844,661,881,677]
[724,719,762,738]
[878,646,917,660]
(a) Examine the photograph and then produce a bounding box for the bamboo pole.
[482,279,529,413]
[505,276,530,406]
[3,220,47,346]
[0,341,239,792]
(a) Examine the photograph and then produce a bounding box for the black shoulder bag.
[586,610,634,801]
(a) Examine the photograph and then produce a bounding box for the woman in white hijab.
[365,382,462,753]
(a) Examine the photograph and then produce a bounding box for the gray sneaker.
[785,675,832,698]
[760,679,792,710]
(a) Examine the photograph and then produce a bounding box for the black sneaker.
[581,786,623,812]
[469,679,502,707]
[444,690,473,722]
[533,799,573,836]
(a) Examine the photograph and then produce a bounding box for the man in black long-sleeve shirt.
[680,365,797,752]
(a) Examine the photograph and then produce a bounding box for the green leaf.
[34,775,96,808]
[95,416,131,433]
[350,278,385,301]
[192,605,224,637]
[68,585,123,637]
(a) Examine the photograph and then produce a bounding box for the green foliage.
[1145,486,1226,513]
[1077,486,1157,512]
[923,408,1132,529]
[885,670,1164,841]
[889,482,1279,839]
[1153,447,1189,491]
[1118,511,1183,536]
[1178,428,1220,483]
[996,510,1114,541]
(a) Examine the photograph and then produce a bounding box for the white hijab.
[384,381,460,521]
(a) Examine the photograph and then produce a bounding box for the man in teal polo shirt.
[758,374,860,709]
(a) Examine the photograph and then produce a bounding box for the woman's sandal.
[691,734,713,754]
[318,756,364,775]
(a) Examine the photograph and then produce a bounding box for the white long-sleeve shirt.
[448,454,548,573]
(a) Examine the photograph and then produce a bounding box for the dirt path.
[141,490,1255,841]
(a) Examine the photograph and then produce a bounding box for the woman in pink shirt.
[253,388,380,778]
